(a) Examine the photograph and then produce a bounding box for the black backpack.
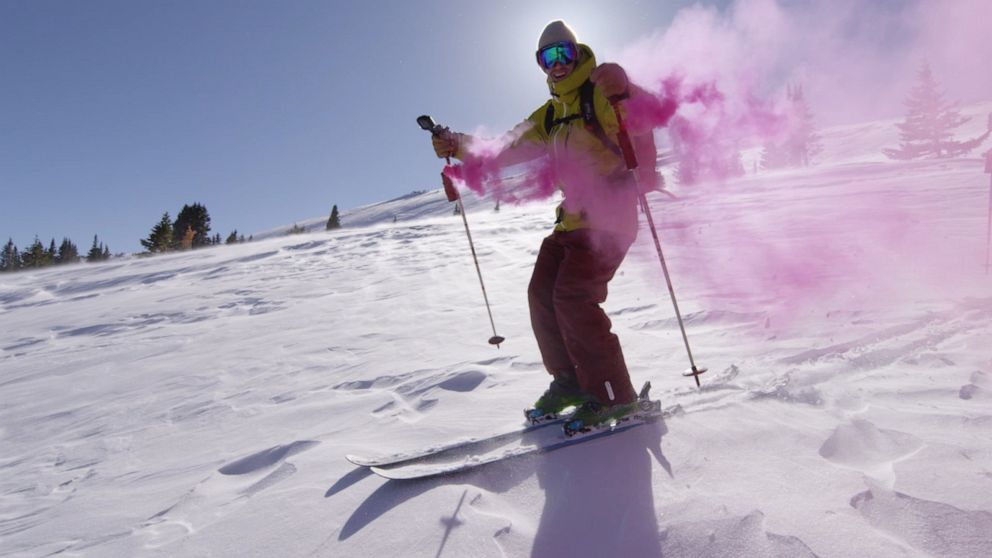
[543,78,622,158]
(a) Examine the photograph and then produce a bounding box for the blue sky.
[1,0,730,253]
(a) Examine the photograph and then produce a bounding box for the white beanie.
[537,20,578,50]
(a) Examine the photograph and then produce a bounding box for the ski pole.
[607,97,707,387]
[417,115,505,348]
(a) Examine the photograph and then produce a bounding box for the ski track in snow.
[2,103,992,556]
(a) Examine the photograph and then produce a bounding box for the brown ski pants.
[528,229,637,405]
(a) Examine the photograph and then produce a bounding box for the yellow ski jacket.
[499,45,650,236]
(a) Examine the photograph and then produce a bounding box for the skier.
[430,20,659,431]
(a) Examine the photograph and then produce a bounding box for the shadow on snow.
[332,418,672,558]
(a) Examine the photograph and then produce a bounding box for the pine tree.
[87,235,110,262]
[884,63,989,160]
[21,237,48,268]
[46,239,57,264]
[172,203,212,249]
[1,238,20,272]
[87,235,101,262]
[226,230,239,244]
[288,223,307,235]
[761,84,822,170]
[326,205,341,230]
[141,212,174,253]
[56,238,80,265]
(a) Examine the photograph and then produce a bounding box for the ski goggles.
[536,41,578,70]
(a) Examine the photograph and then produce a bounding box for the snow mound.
[818,419,923,470]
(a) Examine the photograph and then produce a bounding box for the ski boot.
[563,382,661,437]
[524,372,589,425]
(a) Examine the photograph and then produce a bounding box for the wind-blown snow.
[2,105,992,557]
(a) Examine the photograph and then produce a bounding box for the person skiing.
[430,20,659,431]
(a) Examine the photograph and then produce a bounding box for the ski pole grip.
[441,171,460,202]
[609,101,639,171]
[419,115,462,202]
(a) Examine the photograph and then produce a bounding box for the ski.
[345,415,566,468]
[369,404,676,480]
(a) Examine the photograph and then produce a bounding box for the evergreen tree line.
[670,61,987,185]
[1,235,110,272]
[140,203,256,253]
[6,202,343,271]
[142,203,342,251]
[291,204,342,234]
[141,203,219,253]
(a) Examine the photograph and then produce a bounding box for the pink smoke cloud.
[597,0,992,328]
[441,0,991,328]
[442,126,557,204]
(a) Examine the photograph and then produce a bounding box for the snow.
[2,105,992,557]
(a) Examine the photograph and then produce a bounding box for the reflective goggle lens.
[537,42,578,69]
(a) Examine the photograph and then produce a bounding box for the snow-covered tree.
[884,63,989,160]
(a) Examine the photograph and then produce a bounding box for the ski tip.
[369,466,400,479]
[345,454,375,467]
[370,465,444,481]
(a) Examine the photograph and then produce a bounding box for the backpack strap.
[579,79,622,158]
[544,104,581,135]
[543,79,622,159]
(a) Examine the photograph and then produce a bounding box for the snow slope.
[2,107,992,557]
